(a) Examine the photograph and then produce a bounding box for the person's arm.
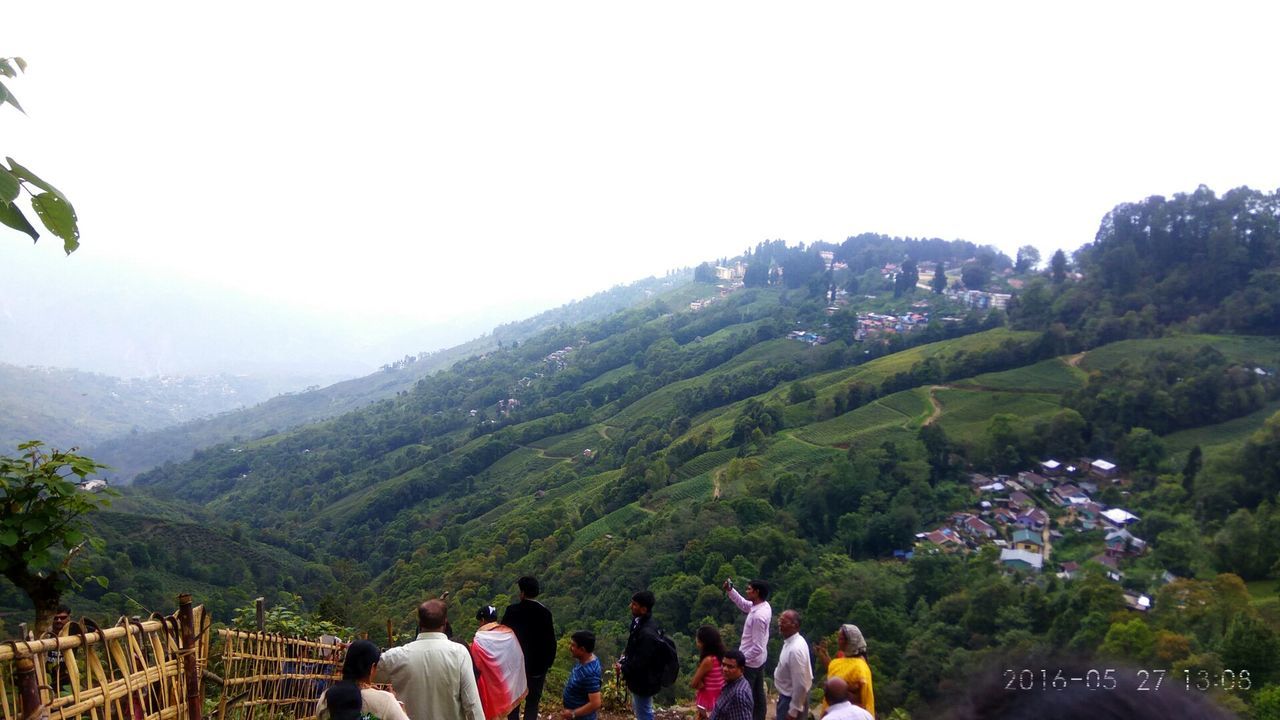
[690,655,713,689]
[815,639,830,669]
[789,649,813,718]
[559,691,601,720]
[459,651,485,720]
[725,587,751,614]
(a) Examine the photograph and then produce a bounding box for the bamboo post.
[18,623,29,641]
[254,599,265,633]
[16,656,46,720]
[178,594,202,720]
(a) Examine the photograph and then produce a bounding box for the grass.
[763,328,1043,409]
[582,363,638,390]
[604,340,806,427]
[532,425,608,456]
[649,473,715,505]
[1162,399,1280,455]
[794,389,931,446]
[568,504,653,551]
[932,388,1064,444]
[483,446,566,481]
[953,358,1088,392]
[1079,335,1280,372]
[676,448,739,479]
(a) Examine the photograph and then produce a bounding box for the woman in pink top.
[690,625,726,719]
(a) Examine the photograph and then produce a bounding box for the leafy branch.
[0,56,81,254]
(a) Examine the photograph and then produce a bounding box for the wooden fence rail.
[0,596,208,720]
[215,630,342,720]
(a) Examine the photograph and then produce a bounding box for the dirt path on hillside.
[924,386,947,425]
[1066,352,1087,367]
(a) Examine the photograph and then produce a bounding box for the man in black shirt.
[502,576,557,720]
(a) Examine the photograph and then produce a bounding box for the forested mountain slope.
[14,186,1280,716]
[87,273,696,482]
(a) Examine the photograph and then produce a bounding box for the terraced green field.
[676,448,739,479]
[567,503,653,551]
[764,328,1042,408]
[484,446,567,481]
[953,358,1088,392]
[649,473,715,505]
[582,363,638,389]
[932,388,1064,443]
[532,425,608,456]
[1163,399,1280,456]
[605,340,806,427]
[763,434,844,470]
[1079,335,1280,372]
[794,390,926,446]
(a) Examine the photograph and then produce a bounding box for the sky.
[3,1,1279,379]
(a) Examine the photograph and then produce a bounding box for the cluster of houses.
[916,457,1154,611]
[496,398,521,417]
[544,340,588,372]
[944,287,1012,310]
[787,329,830,346]
[852,310,931,342]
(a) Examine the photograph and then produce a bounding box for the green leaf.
[0,200,39,241]
[0,81,23,114]
[6,158,68,202]
[30,192,79,254]
[14,58,27,72]
[0,168,19,205]
[95,575,108,589]
[0,60,13,79]
[0,529,17,546]
[64,529,83,545]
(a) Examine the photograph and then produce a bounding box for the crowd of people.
[315,575,878,720]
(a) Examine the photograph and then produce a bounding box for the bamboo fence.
[215,631,342,720]
[0,596,208,720]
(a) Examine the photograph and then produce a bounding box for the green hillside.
[10,199,1280,718]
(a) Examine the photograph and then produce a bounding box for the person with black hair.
[472,604,527,720]
[559,631,602,720]
[709,650,753,720]
[380,599,484,720]
[721,579,771,720]
[618,591,664,720]
[501,576,556,720]
[315,640,409,720]
[691,625,727,719]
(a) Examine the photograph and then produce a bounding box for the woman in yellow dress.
[816,624,874,718]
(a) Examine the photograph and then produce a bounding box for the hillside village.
[915,456,1156,612]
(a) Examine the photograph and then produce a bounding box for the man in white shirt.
[773,610,812,720]
[721,578,771,720]
[820,678,873,720]
[379,599,485,720]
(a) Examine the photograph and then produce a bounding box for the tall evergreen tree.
[1050,249,1068,283]
[931,262,948,294]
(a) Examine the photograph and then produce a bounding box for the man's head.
[517,576,540,600]
[630,590,655,618]
[51,606,71,635]
[779,609,800,638]
[721,649,747,682]
[417,599,448,632]
[569,630,596,660]
[746,579,770,603]
[824,677,849,706]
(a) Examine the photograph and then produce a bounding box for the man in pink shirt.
[721,578,771,720]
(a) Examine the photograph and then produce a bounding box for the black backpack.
[657,629,680,687]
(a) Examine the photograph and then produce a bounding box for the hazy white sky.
[3,1,1279,377]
